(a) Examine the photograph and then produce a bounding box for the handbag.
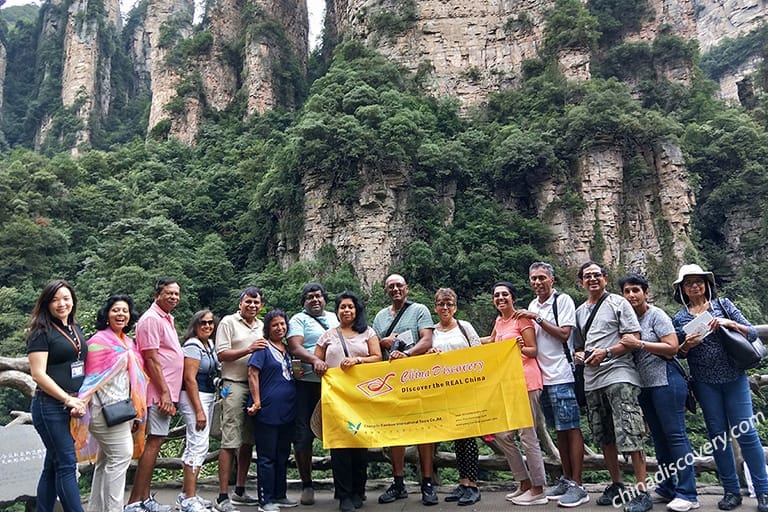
[99,395,138,427]
[670,357,697,413]
[718,299,766,370]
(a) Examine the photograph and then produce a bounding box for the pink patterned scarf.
[71,328,148,462]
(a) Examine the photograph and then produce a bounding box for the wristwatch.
[605,348,614,360]
[535,316,543,325]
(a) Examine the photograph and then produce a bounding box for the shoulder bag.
[382,301,414,356]
[456,320,472,347]
[717,298,766,370]
[572,293,610,407]
[669,357,697,413]
[96,391,137,427]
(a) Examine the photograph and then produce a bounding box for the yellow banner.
[320,341,532,448]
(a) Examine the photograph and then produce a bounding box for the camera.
[208,362,223,391]
[393,339,415,353]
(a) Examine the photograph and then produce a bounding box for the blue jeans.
[694,374,768,495]
[638,362,697,501]
[31,392,84,512]
[253,419,294,505]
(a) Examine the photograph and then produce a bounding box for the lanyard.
[52,323,83,357]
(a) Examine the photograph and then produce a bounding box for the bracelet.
[357,357,362,364]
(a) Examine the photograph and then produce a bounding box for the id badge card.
[71,361,84,378]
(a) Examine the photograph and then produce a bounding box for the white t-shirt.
[432,320,481,353]
[529,291,576,386]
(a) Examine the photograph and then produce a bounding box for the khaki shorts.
[147,404,172,437]
[586,382,644,452]
[220,381,254,449]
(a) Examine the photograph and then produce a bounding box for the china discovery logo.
[356,372,396,398]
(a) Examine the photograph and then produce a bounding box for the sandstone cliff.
[144,0,194,142]
[534,142,693,273]
[0,41,6,117]
[198,0,242,113]
[333,0,551,106]
[59,0,121,153]
[243,0,309,115]
[287,162,414,290]
[142,0,309,141]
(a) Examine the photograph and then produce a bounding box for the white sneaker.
[180,497,209,512]
[177,494,212,510]
[259,504,280,512]
[506,488,526,501]
[213,498,240,512]
[511,489,549,506]
[667,498,700,512]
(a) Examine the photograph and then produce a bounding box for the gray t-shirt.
[372,302,434,356]
[575,293,641,391]
[633,305,676,388]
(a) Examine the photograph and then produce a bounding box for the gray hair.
[529,262,555,278]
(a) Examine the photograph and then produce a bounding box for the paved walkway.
[146,481,737,512]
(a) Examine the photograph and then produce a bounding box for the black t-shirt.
[27,319,86,394]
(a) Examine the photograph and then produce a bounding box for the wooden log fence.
[3,324,768,485]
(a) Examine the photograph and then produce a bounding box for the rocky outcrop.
[60,0,115,151]
[125,2,152,91]
[558,48,591,81]
[32,1,66,150]
[287,163,414,290]
[717,56,763,102]
[694,0,767,53]
[244,0,309,115]
[722,204,766,277]
[334,0,551,107]
[199,0,242,112]
[0,42,6,114]
[0,41,5,146]
[145,0,194,138]
[693,0,768,101]
[144,0,308,139]
[533,142,693,274]
[633,0,698,43]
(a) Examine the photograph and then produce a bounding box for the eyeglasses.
[682,279,705,288]
[436,302,456,308]
[582,272,604,280]
[387,282,406,290]
[200,320,215,326]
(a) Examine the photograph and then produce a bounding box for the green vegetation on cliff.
[1,1,768,350]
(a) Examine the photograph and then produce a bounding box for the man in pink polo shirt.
[126,278,184,512]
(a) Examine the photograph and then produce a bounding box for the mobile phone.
[583,350,594,363]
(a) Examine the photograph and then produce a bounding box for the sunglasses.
[199,320,215,326]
